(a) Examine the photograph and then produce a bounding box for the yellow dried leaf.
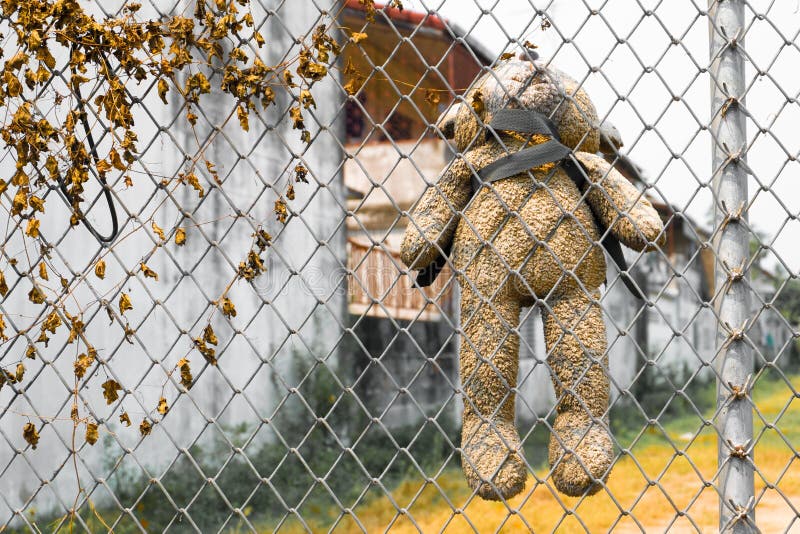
[151,221,165,241]
[175,228,187,246]
[157,397,169,415]
[299,89,315,109]
[15,363,24,382]
[42,311,61,334]
[254,31,265,47]
[194,338,217,365]
[38,262,48,281]
[289,106,304,130]
[0,313,7,342]
[351,32,368,44]
[95,259,106,279]
[237,104,249,131]
[178,358,193,389]
[29,195,44,212]
[182,172,205,197]
[119,293,133,315]
[96,159,112,175]
[28,286,45,304]
[274,198,288,223]
[158,78,169,104]
[140,418,152,436]
[23,422,39,449]
[0,271,8,297]
[140,263,159,281]
[74,352,94,379]
[120,412,131,427]
[202,324,218,345]
[101,379,122,404]
[85,422,99,445]
[109,149,126,171]
[25,218,40,238]
[221,297,236,318]
[25,345,35,359]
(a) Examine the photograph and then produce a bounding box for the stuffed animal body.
[400,58,665,500]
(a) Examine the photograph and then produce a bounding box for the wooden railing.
[347,238,454,321]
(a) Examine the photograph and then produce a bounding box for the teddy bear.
[400,56,665,500]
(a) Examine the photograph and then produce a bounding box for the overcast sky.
[396,0,800,277]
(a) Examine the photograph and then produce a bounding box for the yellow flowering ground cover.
[271,374,800,533]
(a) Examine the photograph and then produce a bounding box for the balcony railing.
[347,237,453,321]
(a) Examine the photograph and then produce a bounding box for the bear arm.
[575,152,666,251]
[400,156,473,269]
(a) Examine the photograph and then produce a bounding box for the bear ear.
[599,121,623,155]
[436,103,462,140]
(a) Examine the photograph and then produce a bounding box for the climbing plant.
[0,0,399,466]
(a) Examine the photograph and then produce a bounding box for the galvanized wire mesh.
[1,0,800,532]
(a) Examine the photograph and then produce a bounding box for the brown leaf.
[102,379,122,404]
[119,293,133,315]
[151,221,165,241]
[140,263,159,281]
[74,352,95,379]
[351,32,368,44]
[139,418,152,436]
[178,358,193,389]
[157,78,169,104]
[194,338,217,365]
[15,363,24,382]
[237,104,249,131]
[274,198,288,223]
[119,412,131,427]
[202,324,218,345]
[0,271,8,297]
[157,397,169,415]
[175,228,187,246]
[0,313,7,342]
[181,172,205,197]
[109,149,126,171]
[28,286,45,304]
[95,259,106,279]
[221,297,237,318]
[41,311,61,334]
[38,262,48,281]
[25,218,40,238]
[23,422,39,449]
[289,106,304,130]
[299,89,315,109]
[85,422,99,445]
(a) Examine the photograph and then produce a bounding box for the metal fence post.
[708,1,756,532]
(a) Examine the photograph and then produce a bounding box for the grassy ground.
[22,373,800,532]
[264,373,800,533]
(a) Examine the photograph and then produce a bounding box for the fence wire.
[1,0,799,532]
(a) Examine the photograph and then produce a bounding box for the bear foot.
[461,417,527,501]
[548,411,613,496]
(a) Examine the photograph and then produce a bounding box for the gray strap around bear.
[415,108,644,300]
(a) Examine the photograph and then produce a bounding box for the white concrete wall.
[0,0,345,520]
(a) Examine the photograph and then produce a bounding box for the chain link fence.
[1,0,799,532]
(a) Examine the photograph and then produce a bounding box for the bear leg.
[458,277,527,501]
[542,288,614,496]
